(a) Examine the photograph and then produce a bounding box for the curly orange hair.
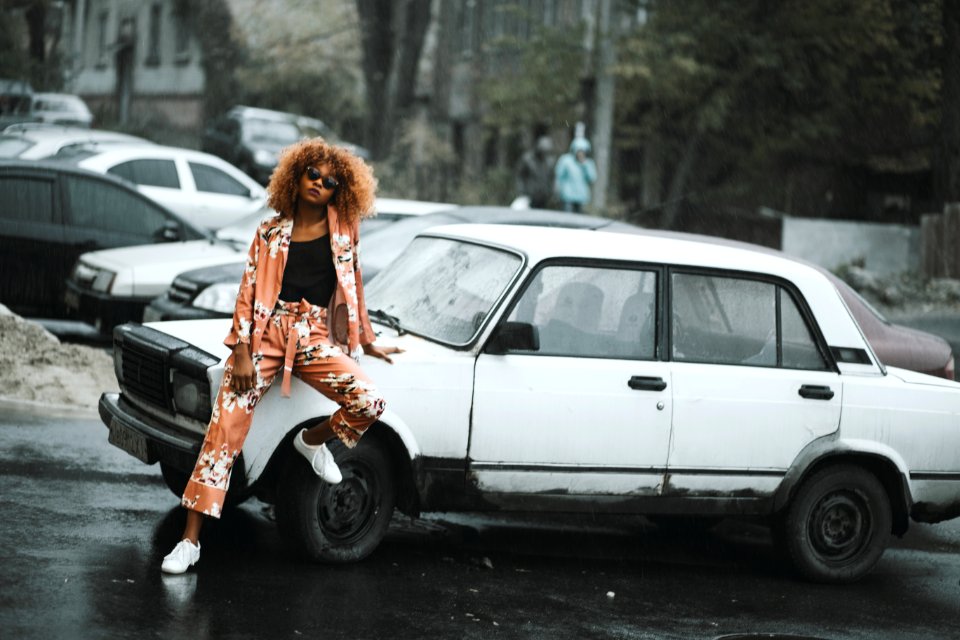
[266,138,377,223]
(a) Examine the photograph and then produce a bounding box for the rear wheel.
[775,464,892,583]
[276,436,396,563]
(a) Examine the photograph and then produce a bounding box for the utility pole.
[592,0,616,212]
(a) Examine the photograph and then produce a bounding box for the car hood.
[145,319,473,374]
[81,240,245,296]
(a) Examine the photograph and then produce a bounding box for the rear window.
[108,159,180,188]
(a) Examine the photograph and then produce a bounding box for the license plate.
[64,289,79,310]
[108,418,152,464]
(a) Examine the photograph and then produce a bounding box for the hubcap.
[808,490,870,562]
[316,462,379,543]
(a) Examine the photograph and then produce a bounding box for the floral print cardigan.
[224,205,376,361]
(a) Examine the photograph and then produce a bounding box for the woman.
[161,139,401,574]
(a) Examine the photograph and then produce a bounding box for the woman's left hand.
[363,342,404,364]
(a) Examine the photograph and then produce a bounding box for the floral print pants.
[181,300,386,518]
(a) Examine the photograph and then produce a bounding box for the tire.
[276,436,396,563]
[160,461,189,498]
[775,464,892,583]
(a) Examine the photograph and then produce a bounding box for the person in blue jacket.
[554,137,597,213]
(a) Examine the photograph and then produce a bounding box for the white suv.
[99,224,960,583]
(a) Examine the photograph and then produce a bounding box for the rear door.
[0,171,65,314]
[665,270,841,497]
[471,262,672,496]
[106,157,193,220]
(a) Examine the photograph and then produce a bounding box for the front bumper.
[99,392,202,472]
[65,281,150,334]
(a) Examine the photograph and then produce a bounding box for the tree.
[616,0,941,225]
[356,0,432,159]
[938,0,960,205]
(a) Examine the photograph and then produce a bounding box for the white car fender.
[773,435,913,517]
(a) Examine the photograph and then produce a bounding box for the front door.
[471,263,671,496]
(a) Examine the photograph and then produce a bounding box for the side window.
[64,176,170,238]
[189,162,250,196]
[672,273,776,366]
[671,272,827,370]
[0,176,54,222]
[107,159,180,188]
[781,289,827,370]
[505,265,658,359]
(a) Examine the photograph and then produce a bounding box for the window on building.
[146,3,162,66]
[173,5,190,63]
[97,10,109,67]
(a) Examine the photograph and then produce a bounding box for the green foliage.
[478,19,587,132]
[615,0,943,213]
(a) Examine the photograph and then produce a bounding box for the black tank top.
[279,235,336,306]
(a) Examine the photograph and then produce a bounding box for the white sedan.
[99,224,960,583]
[63,143,267,230]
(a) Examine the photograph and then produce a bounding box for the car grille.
[121,341,170,409]
[169,277,200,303]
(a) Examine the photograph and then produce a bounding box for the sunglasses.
[305,166,339,190]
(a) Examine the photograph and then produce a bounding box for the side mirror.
[485,321,540,355]
[158,220,181,242]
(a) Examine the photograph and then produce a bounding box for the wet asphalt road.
[2,403,960,640]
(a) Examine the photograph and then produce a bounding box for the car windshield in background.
[364,237,522,345]
[241,119,301,146]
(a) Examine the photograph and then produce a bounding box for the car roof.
[1,123,143,142]
[375,197,457,215]
[61,142,227,162]
[430,223,829,285]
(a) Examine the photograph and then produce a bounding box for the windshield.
[215,207,278,244]
[364,236,522,345]
[0,136,31,157]
[241,118,301,146]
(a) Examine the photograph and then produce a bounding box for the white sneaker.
[294,429,343,484]
[161,539,200,574]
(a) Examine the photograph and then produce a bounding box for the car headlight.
[192,283,239,313]
[92,269,117,293]
[254,149,277,168]
[171,370,212,420]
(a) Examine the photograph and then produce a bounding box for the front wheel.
[276,436,396,563]
[775,464,892,583]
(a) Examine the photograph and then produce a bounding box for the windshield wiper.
[368,308,405,335]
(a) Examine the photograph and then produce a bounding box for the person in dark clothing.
[516,135,556,209]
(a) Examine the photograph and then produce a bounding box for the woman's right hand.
[230,343,256,393]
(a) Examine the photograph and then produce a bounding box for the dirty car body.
[99,224,960,583]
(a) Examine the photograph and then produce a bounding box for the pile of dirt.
[0,305,118,411]
[835,265,960,315]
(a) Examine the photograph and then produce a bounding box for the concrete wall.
[781,217,920,276]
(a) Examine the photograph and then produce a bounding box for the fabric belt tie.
[277,299,323,398]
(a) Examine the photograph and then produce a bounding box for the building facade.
[60,0,206,128]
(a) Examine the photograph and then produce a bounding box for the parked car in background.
[202,106,367,184]
[0,123,150,160]
[144,206,639,321]
[0,78,36,128]
[54,143,267,230]
[0,160,206,317]
[30,93,94,127]
[101,223,960,583]
[66,198,456,334]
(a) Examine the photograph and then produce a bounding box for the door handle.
[628,376,667,391]
[799,384,834,400]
